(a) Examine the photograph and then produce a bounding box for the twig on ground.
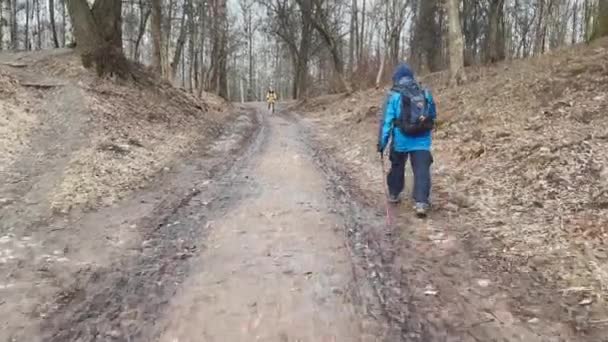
[0,62,28,68]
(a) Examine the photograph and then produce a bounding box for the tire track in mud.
[296,119,424,342]
[41,109,266,342]
[155,112,372,342]
[296,113,571,342]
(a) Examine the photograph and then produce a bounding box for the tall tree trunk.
[411,0,440,72]
[10,0,17,49]
[150,0,163,74]
[447,0,466,85]
[572,1,578,45]
[359,0,366,62]
[50,0,61,47]
[348,0,357,74]
[486,0,505,63]
[197,0,207,97]
[584,0,592,40]
[26,0,31,50]
[171,0,191,81]
[248,12,254,101]
[35,0,42,49]
[534,0,546,54]
[193,51,199,91]
[187,1,198,92]
[164,0,175,76]
[91,0,123,52]
[375,50,385,89]
[61,0,66,46]
[208,0,228,98]
[67,0,102,50]
[66,0,128,77]
[133,1,151,61]
[296,2,312,99]
[296,0,350,93]
[592,0,608,39]
[0,2,3,50]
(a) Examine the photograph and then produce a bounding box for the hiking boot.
[388,194,401,204]
[414,202,430,218]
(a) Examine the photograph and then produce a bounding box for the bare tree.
[572,0,578,45]
[358,0,366,62]
[447,0,466,85]
[411,0,443,73]
[261,0,313,99]
[26,0,31,50]
[35,0,41,49]
[10,0,17,49]
[240,0,256,100]
[593,0,608,39]
[208,0,228,98]
[348,0,358,73]
[0,1,4,50]
[296,0,350,93]
[151,0,163,74]
[133,0,151,61]
[486,0,506,63]
[66,0,129,77]
[384,0,411,68]
[50,0,61,47]
[170,0,192,81]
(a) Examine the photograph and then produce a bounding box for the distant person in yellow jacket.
[266,87,277,113]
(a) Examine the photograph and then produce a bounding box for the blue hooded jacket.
[378,64,437,153]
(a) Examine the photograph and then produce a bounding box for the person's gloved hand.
[377,142,384,154]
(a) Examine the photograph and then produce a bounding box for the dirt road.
[156,111,374,342]
[6,103,572,342]
[31,106,387,342]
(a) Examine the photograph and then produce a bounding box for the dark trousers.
[387,149,433,204]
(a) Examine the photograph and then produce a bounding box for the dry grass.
[1,50,231,213]
[0,70,38,174]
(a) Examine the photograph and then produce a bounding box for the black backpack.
[392,81,434,136]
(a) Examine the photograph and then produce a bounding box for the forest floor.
[0,50,256,341]
[293,37,608,341]
[0,39,606,342]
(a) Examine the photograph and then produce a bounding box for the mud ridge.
[291,115,426,341]
[41,109,265,342]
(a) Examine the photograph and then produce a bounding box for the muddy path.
[35,105,399,342]
[156,110,381,342]
[5,101,574,342]
[38,110,262,341]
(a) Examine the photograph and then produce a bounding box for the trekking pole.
[379,153,393,227]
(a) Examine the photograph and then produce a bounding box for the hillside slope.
[296,38,608,339]
[1,49,227,214]
[0,50,252,340]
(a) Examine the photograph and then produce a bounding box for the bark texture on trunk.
[0,3,3,50]
[10,0,17,49]
[593,0,608,39]
[447,0,466,85]
[35,0,42,49]
[411,0,442,73]
[150,0,163,74]
[296,0,350,93]
[486,0,505,63]
[133,0,151,61]
[170,0,192,81]
[208,0,228,98]
[26,0,31,50]
[534,0,546,55]
[66,0,129,77]
[50,0,61,47]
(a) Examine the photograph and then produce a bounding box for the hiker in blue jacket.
[377,63,436,217]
